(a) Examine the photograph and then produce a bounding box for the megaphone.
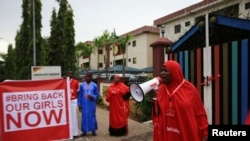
[129,77,161,102]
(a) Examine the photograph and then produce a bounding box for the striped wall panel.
[174,53,178,61]
[169,53,173,60]
[232,41,238,125]
[241,39,249,124]
[184,51,189,80]
[190,50,195,85]
[170,40,249,125]
[213,45,220,124]
[222,43,229,124]
[196,48,202,96]
[203,46,213,124]
[179,51,184,72]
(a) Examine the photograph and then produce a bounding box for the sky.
[0,0,203,54]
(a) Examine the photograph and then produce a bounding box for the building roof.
[84,41,93,45]
[171,14,250,52]
[153,0,220,26]
[119,25,159,37]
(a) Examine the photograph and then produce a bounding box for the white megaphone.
[130,77,162,102]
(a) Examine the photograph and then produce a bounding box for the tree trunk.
[122,53,125,77]
[105,46,109,80]
[97,49,99,77]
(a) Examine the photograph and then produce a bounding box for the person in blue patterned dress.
[78,72,99,136]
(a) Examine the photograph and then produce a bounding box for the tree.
[76,41,95,70]
[99,30,113,79]
[93,36,103,76]
[32,0,45,66]
[47,8,60,65]
[42,36,50,64]
[14,0,44,79]
[14,0,33,79]
[116,34,133,77]
[49,0,75,75]
[4,44,16,79]
[63,3,76,74]
[0,53,6,81]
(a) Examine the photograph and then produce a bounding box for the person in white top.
[66,71,80,138]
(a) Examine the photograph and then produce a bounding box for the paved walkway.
[73,107,153,141]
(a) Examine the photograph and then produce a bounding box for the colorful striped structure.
[168,14,250,125]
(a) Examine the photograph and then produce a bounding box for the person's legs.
[92,131,97,136]
[109,125,127,136]
[71,99,79,137]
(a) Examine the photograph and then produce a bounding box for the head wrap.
[163,60,184,92]
[114,74,121,79]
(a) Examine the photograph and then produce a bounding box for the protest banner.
[0,78,72,141]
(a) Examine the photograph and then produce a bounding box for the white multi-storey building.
[154,0,250,42]
[78,26,159,72]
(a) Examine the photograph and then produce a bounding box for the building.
[154,0,249,42]
[78,26,159,74]
[153,0,250,125]
[112,26,159,69]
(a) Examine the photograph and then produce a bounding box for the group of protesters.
[67,70,130,138]
[68,60,214,141]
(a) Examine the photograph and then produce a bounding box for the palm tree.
[93,36,103,76]
[76,41,95,74]
[116,34,133,77]
[99,30,113,79]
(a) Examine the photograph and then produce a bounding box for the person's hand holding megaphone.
[129,77,162,103]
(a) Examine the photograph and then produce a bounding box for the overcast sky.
[0,0,202,54]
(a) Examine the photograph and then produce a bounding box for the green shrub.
[136,75,154,122]
[96,95,103,105]
[136,94,153,122]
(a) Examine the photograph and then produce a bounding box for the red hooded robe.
[153,60,208,141]
[106,81,130,131]
[246,110,250,124]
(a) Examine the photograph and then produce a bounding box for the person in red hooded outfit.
[152,60,208,141]
[246,110,250,124]
[106,75,131,136]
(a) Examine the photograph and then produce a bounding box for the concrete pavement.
[73,107,153,141]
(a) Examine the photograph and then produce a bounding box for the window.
[128,42,131,45]
[185,21,190,27]
[98,49,103,54]
[82,55,88,59]
[195,15,204,23]
[174,24,181,33]
[246,2,250,9]
[83,62,90,68]
[128,58,131,62]
[133,57,136,64]
[99,63,103,68]
[132,40,136,47]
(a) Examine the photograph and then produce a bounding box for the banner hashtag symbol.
[6,95,11,102]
